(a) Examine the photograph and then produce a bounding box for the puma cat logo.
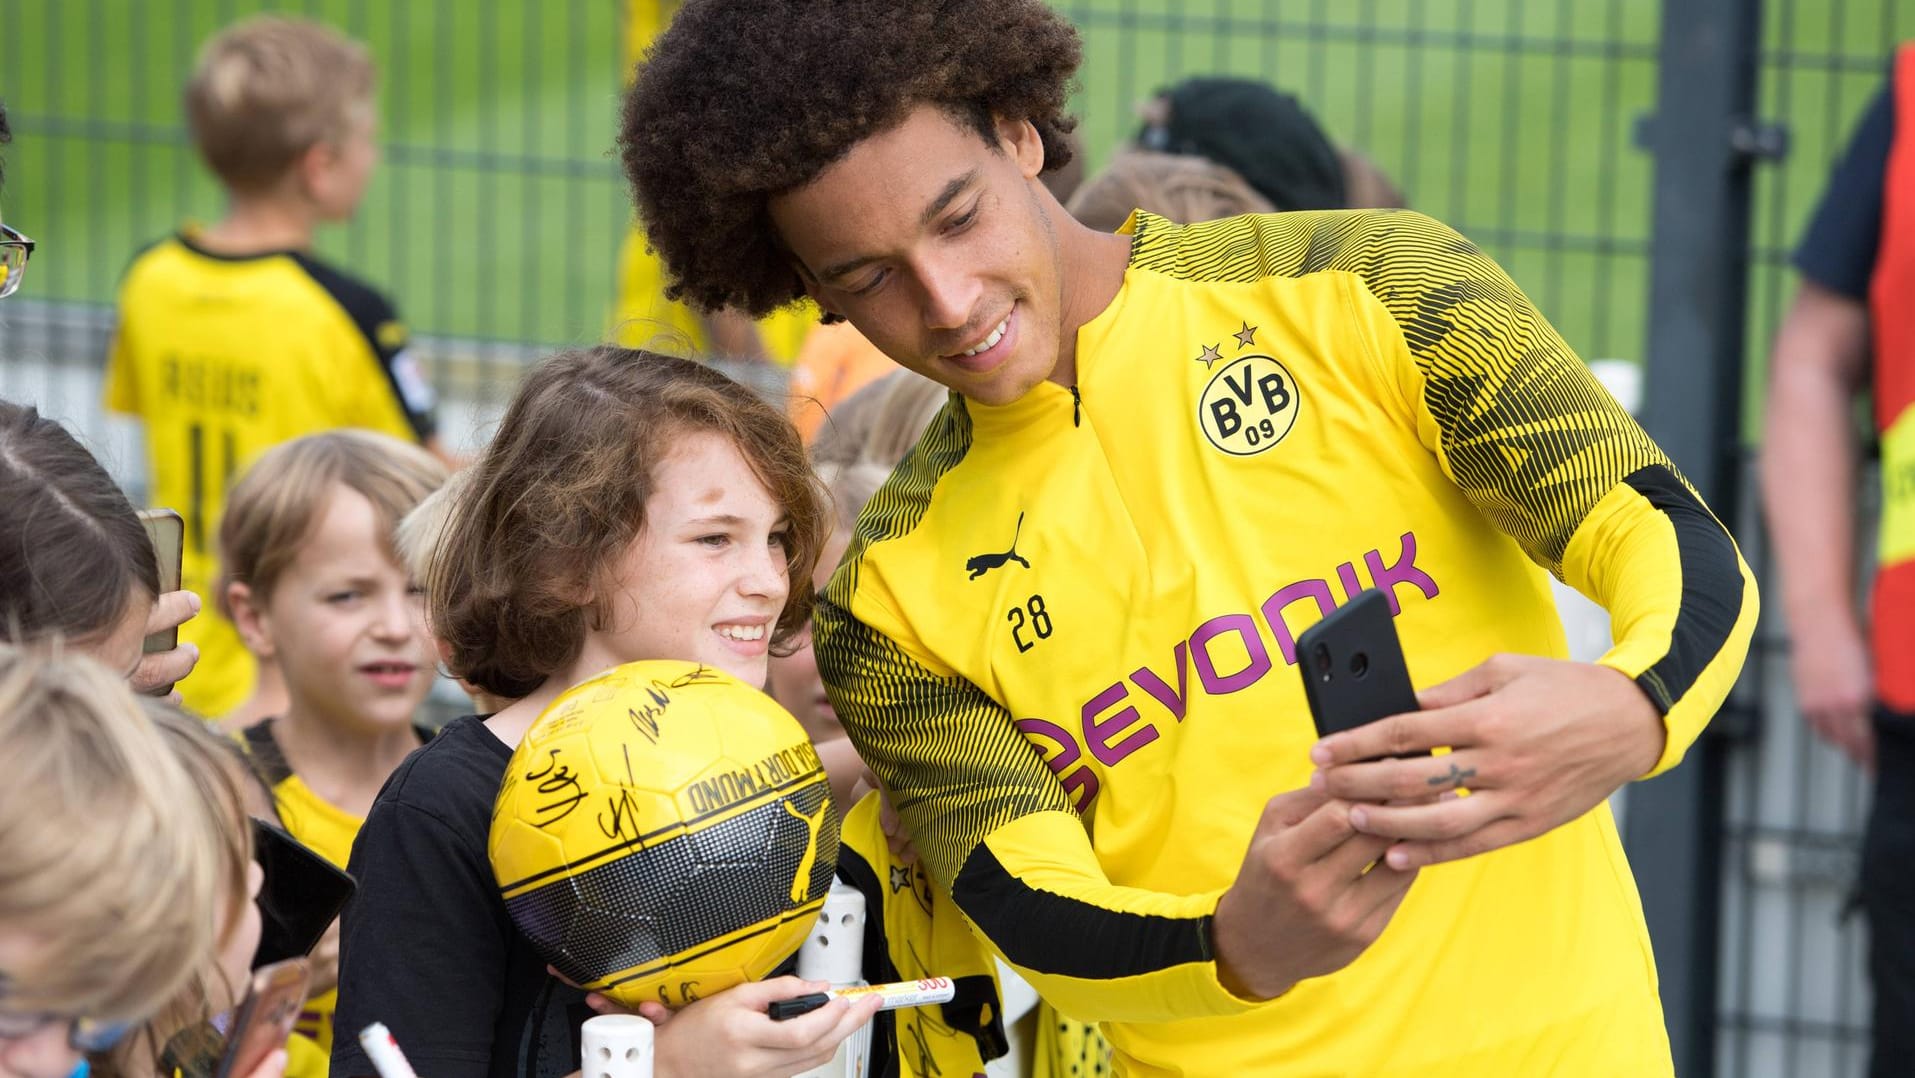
[783,796,829,904]
[965,512,1031,580]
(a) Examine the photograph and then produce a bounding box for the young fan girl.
[330,347,878,1078]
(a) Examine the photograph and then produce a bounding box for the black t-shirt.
[1795,68,1896,301]
[330,715,587,1078]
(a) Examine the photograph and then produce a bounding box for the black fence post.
[1628,1,1766,1076]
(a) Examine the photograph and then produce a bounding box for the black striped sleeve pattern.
[816,400,1077,892]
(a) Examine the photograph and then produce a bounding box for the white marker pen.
[357,1023,421,1078]
[767,976,956,1021]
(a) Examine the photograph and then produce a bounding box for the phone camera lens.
[1312,643,1332,681]
[1349,651,1370,679]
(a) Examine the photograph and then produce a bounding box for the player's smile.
[940,306,1018,374]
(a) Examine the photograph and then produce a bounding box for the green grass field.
[3,0,1909,401]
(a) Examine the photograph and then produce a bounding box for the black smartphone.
[251,818,356,969]
[1295,589,1419,740]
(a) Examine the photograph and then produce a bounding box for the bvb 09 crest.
[1198,352,1301,456]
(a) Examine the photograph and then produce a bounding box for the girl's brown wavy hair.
[428,346,827,699]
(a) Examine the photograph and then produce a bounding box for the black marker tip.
[766,993,831,1021]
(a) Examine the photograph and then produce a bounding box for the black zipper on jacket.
[1071,384,1082,428]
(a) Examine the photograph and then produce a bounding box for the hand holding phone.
[133,509,199,698]
[136,509,184,654]
[1306,648,1667,872]
[1203,589,1434,1000]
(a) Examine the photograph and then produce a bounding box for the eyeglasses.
[0,1011,135,1053]
[0,223,36,299]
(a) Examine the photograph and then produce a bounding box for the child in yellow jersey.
[216,430,447,1078]
[769,459,888,813]
[104,16,441,722]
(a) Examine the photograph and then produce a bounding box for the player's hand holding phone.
[1211,784,1419,1000]
[1210,590,1427,1001]
[1310,651,1665,872]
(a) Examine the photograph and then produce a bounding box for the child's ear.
[293,139,335,200]
[226,581,276,660]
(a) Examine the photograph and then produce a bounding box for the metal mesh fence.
[1,0,1667,453]
[1716,3,1915,1075]
[1059,0,1661,365]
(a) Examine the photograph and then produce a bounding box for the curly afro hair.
[619,0,1082,318]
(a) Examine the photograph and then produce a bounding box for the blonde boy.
[104,16,441,721]
[219,430,446,1078]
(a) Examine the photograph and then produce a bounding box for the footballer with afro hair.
[619,0,1081,320]
[620,6,1754,1078]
